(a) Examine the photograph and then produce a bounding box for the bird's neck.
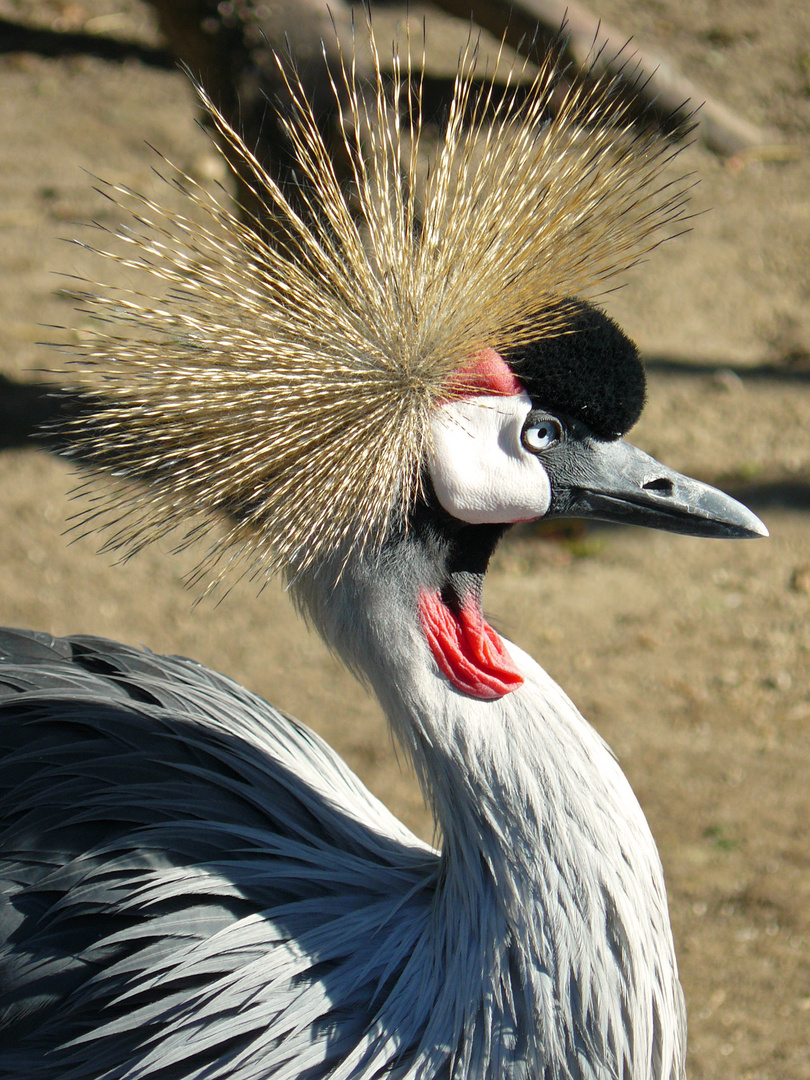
[290,519,685,1078]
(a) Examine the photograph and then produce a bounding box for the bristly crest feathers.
[61,23,691,589]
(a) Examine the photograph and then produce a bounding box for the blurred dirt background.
[0,0,808,1076]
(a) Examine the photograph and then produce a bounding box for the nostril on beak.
[642,477,675,497]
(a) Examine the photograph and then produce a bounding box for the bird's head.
[59,25,765,605]
[427,302,765,541]
[383,303,764,701]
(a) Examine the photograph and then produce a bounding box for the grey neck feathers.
[289,516,686,1079]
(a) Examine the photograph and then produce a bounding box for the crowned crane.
[0,29,766,1080]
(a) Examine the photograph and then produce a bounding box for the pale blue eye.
[522,418,561,453]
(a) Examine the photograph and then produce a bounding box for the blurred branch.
[2,0,785,160]
[432,0,782,156]
[142,0,363,226]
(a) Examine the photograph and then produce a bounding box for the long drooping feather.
[60,24,691,586]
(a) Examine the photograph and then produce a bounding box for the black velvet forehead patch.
[506,300,646,440]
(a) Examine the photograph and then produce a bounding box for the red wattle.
[418,589,524,701]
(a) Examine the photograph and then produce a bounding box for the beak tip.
[717,501,768,540]
[730,500,768,539]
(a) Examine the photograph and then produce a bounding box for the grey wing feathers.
[0,629,439,1080]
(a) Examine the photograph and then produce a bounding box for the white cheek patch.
[428,393,552,524]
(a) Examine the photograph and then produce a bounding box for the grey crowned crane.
[0,29,766,1080]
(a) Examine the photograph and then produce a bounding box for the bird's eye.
[521,417,562,454]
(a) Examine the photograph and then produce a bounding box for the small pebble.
[709,368,745,393]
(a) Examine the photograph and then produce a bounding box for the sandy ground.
[0,1,809,1076]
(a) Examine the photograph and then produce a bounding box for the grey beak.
[547,437,768,540]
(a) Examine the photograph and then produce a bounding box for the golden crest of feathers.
[63,25,691,587]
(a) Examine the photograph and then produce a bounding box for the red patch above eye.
[443,348,524,400]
